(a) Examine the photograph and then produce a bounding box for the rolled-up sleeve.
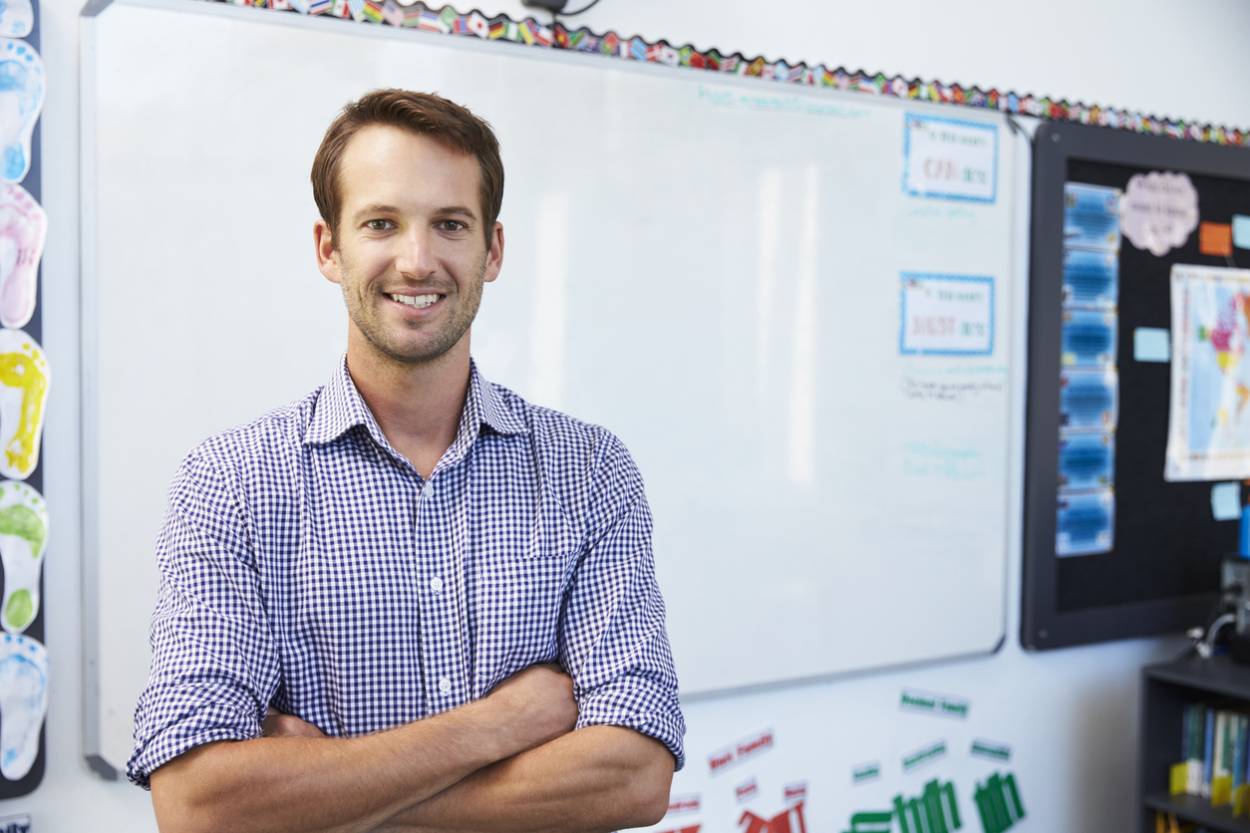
[127,449,280,789]
[559,433,686,770]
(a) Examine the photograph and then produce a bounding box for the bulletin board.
[1023,121,1250,650]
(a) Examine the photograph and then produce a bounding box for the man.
[128,89,685,833]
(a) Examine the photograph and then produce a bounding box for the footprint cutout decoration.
[0,481,44,633]
[0,2,30,39]
[0,632,44,780]
[0,184,43,329]
[0,40,42,184]
[0,329,46,480]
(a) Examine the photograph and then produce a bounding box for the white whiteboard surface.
[82,0,1015,773]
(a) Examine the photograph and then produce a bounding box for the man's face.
[315,124,503,366]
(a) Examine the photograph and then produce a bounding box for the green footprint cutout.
[0,480,45,633]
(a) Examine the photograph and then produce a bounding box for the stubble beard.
[345,256,487,366]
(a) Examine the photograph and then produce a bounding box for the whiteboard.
[81,0,1015,773]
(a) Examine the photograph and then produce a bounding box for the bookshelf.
[1141,655,1250,832]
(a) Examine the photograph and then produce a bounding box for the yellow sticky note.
[1213,773,1233,806]
[1235,784,1250,816]
[1170,762,1189,795]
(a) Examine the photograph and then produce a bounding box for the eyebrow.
[351,204,479,222]
[434,205,479,221]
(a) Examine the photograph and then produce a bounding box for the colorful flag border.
[222,0,1247,146]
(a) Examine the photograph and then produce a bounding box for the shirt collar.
[473,361,527,437]
[304,355,527,448]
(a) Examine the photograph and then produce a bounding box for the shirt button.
[421,482,434,499]
[429,576,444,593]
[438,676,452,695]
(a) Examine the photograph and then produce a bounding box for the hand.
[486,663,577,750]
[262,708,328,739]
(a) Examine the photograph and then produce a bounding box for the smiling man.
[127,89,685,833]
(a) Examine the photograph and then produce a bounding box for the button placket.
[415,471,466,707]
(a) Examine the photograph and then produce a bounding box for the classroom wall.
[21,0,1250,829]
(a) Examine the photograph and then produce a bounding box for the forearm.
[150,699,515,833]
[376,726,674,833]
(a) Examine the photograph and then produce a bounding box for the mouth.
[387,292,446,313]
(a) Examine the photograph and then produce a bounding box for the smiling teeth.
[391,293,440,308]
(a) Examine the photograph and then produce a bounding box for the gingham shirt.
[128,357,685,788]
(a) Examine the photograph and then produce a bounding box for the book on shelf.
[1176,702,1250,811]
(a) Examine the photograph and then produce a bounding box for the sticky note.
[1200,222,1234,256]
[1133,328,1170,362]
[1212,482,1241,521]
[1234,215,1250,249]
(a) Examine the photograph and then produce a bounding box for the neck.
[345,329,472,478]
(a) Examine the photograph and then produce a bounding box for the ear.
[483,221,505,284]
[314,219,342,285]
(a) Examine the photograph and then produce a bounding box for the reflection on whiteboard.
[1167,264,1250,481]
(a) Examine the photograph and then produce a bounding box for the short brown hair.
[311,89,504,245]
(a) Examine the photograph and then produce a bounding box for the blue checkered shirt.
[128,357,685,788]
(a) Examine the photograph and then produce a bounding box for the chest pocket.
[471,496,581,690]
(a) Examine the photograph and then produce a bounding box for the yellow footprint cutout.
[0,481,45,633]
[0,329,47,480]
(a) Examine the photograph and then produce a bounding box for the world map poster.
[1167,264,1250,481]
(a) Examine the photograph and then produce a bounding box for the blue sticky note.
[1133,328,1171,363]
[1230,215,1250,250]
[1234,216,1250,250]
[1213,482,1241,521]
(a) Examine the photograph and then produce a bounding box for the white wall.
[18,0,1250,830]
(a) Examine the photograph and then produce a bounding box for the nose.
[395,227,437,278]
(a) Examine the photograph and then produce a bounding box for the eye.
[364,219,395,232]
[437,219,469,233]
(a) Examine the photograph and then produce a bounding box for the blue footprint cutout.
[0,633,44,780]
[0,1,30,39]
[0,40,42,184]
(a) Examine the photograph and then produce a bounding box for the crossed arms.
[140,436,682,833]
[149,663,674,833]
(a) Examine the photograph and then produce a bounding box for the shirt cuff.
[576,685,687,771]
[127,703,262,790]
